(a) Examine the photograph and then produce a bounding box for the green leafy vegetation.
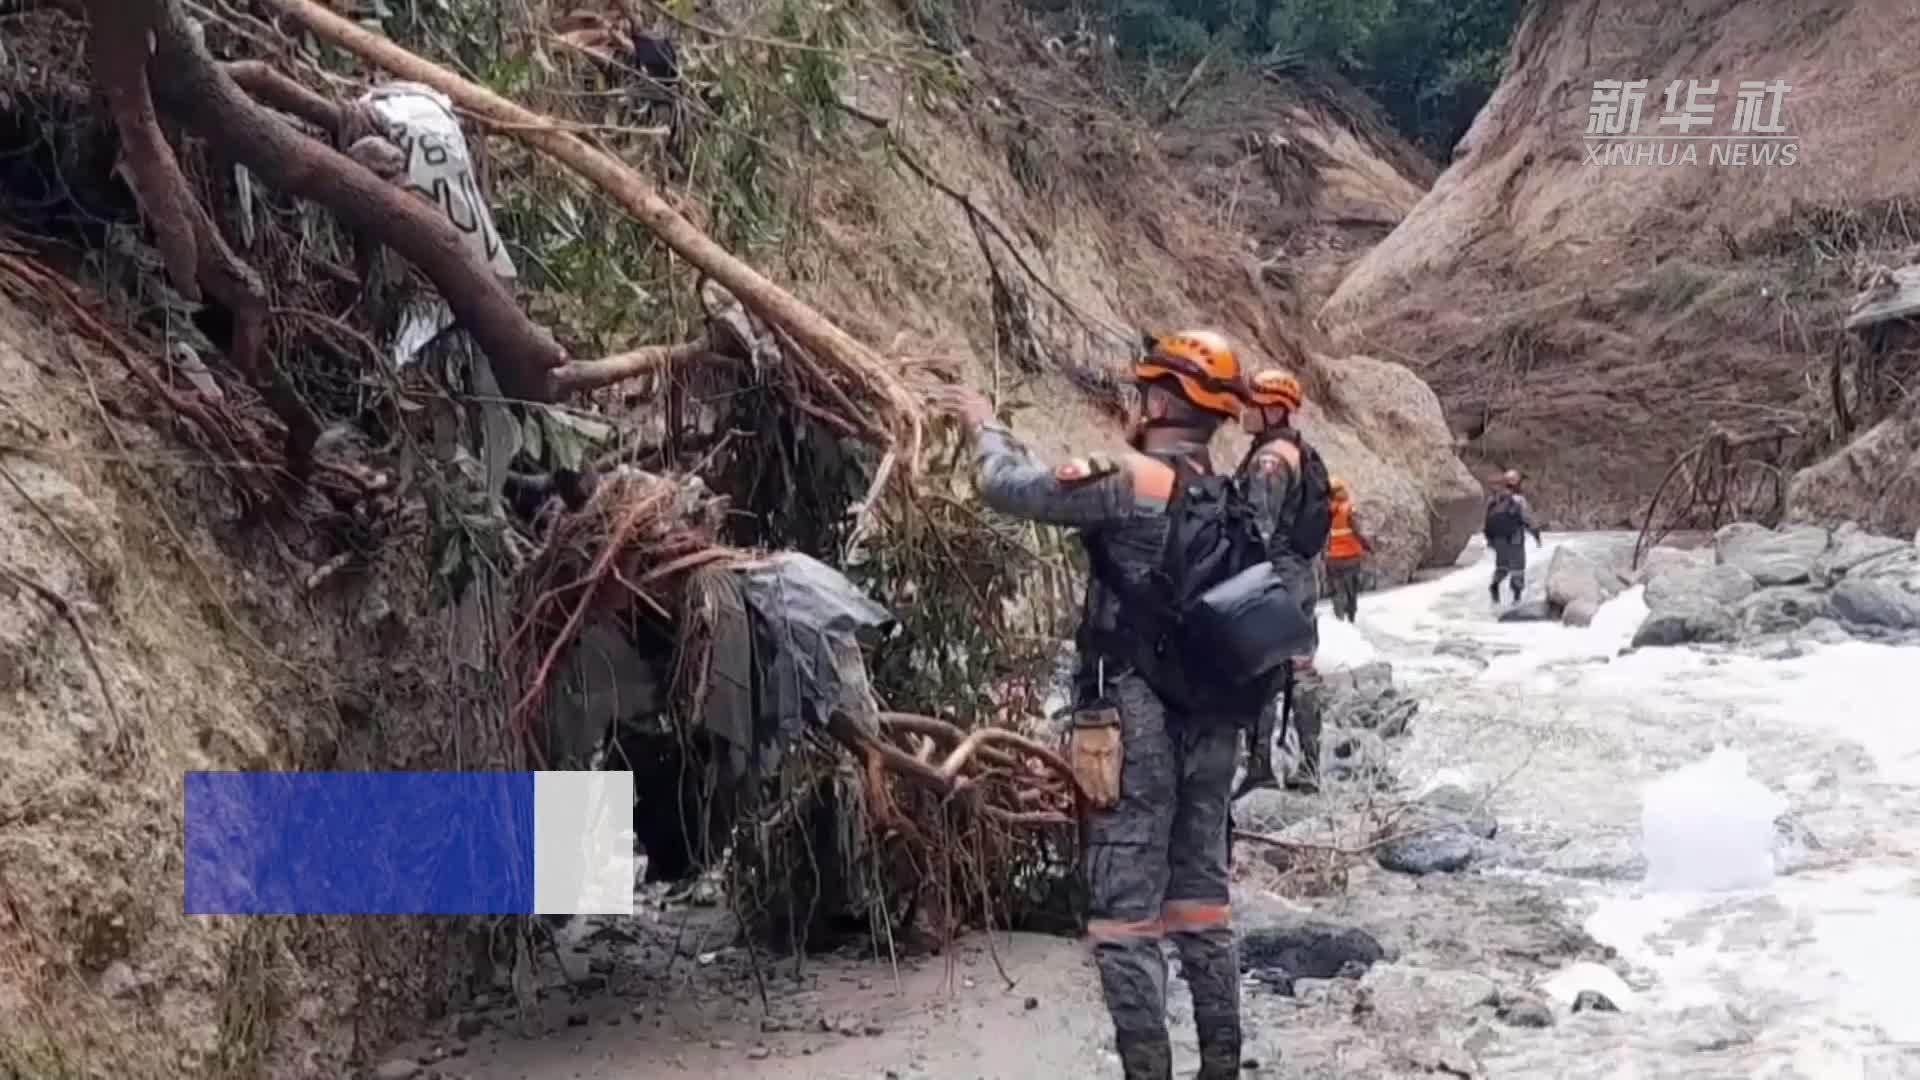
[1093,0,1524,156]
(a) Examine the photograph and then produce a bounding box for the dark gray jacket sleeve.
[1515,494,1544,538]
[972,424,1135,527]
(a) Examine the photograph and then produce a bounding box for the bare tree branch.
[257,0,922,459]
[142,3,571,401]
[549,339,727,395]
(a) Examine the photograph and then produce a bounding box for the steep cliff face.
[0,294,455,1078]
[794,19,1473,575]
[1322,0,1920,527]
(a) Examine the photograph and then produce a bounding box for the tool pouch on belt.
[1068,706,1123,811]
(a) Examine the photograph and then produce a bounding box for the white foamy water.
[1336,534,1920,1078]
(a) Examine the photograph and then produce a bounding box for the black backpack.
[1484,491,1524,542]
[1245,428,1333,561]
[1086,456,1315,719]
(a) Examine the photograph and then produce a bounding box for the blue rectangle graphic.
[185,771,537,915]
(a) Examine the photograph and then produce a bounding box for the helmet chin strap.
[1132,416,1212,453]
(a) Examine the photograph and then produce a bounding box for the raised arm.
[968,423,1143,527]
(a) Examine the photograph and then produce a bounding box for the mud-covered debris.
[1495,991,1555,1028]
[1238,919,1385,995]
[1572,990,1619,1013]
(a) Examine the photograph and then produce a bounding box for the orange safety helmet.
[1245,368,1303,412]
[1135,330,1244,418]
[1329,475,1349,497]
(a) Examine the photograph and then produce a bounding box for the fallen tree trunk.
[257,0,922,463]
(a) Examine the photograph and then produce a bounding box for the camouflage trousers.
[1085,674,1242,1080]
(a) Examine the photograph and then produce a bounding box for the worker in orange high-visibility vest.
[1323,476,1373,622]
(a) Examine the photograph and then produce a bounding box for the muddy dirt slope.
[0,289,467,1078]
[803,18,1476,575]
[1323,0,1920,526]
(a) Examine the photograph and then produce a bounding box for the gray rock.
[1498,600,1556,623]
[1359,965,1500,1016]
[1233,787,1292,834]
[1322,660,1396,698]
[1630,545,1710,585]
[1802,617,1853,644]
[98,961,141,1000]
[371,1060,422,1080]
[1714,523,1830,586]
[1412,782,1495,830]
[1849,545,1920,582]
[1378,776,1504,875]
[1631,604,1737,648]
[1735,587,1830,638]
[1546,547,1627,617]
[1561,597,1600,627]
[1331,694,1418,738]
[1644,564,1756,614]
[1376,828,1489,875]
[1830,577,1920,630]
[1812,525,1914,585]
[1572,990,1620,1014]
[1497,992,1556,1029]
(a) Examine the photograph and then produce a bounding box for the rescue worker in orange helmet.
[930,330,1255,1080]
[1236,369,1330,792]
[1323,476,1374,622]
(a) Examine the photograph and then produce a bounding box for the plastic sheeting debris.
[740,552,895,769]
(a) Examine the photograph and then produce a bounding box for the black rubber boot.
[1195,1022,1243,1080]
[1115,1033,1173,1080]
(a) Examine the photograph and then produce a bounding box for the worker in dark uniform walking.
[934,330,1270,1080]
[1237,369,1329,792]
[1485,468,1543,605]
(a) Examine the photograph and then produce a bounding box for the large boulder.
[1299,355,1483,580]
[1630,544,1711,585]
[1546,546,1628,623]
[1787,395,1920,541]
[1830,576,1920,631]
[1714,523,1832,586]
[1632,602,1737,648]
[1644,564,1757,614]
[1811,524,1915,586]
[1735,587,1831,638]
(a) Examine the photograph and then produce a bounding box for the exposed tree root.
[257,0,923,474]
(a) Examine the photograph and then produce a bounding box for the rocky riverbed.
[369,531,1920,1079]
